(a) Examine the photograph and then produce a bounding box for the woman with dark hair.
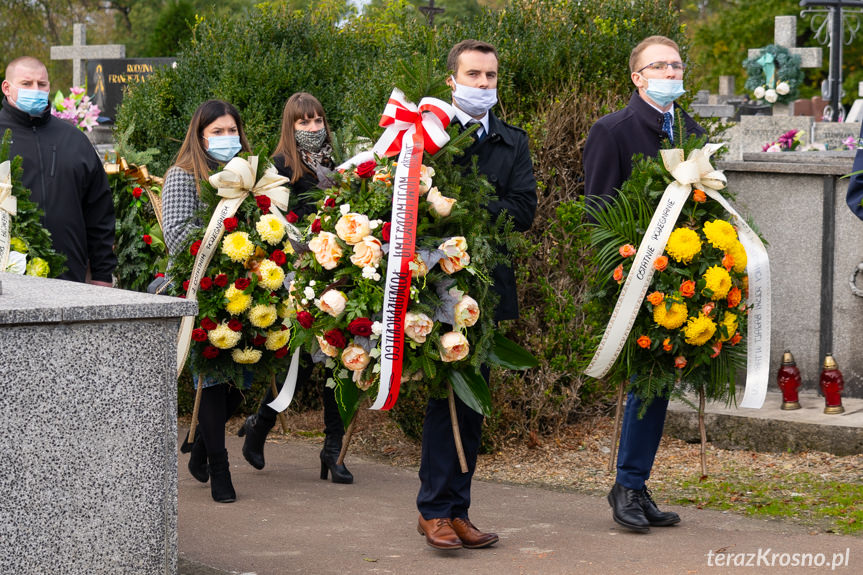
[238,92,353,484]
[163,99,252,503]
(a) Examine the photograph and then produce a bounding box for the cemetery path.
[178,427,863,575]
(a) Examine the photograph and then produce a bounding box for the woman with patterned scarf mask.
[238,93,355,485]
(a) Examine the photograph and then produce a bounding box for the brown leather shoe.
[451,517,499,549]
[417,515,463,550]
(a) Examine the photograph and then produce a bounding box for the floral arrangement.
[1,130,66,277]
[169,153,297,384]
[51,87,100,132]
[742,44,803,106]
[762,129,805,152]
[587,133,762,409]
[843,136,863,150]
[284,123,534,424]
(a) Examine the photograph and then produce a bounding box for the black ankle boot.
[187,429,209,483]
[238,413,276,470]
[319,434,353,484]
[207,450,236,503]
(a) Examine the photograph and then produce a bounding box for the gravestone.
[49,24,125,88]
[87,58,176,122]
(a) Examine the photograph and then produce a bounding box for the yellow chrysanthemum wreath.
[666,227,702,263]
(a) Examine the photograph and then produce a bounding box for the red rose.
[182,280,190,292]
[286,211,299,223]
[274,346,289,358]
[324,328,347,349]
[190,240,202,255]
[256,195,272,211]
[142,234,152,245]
[311,218,322,233]
[192,328,208,342]
[348,317,373,337]
[270,250,287,266]
[235,278,250,290]
[356,160,376,179]
[381,222,391,242]
[296,311,314,329]
[155,272,165,278]
[253,334,266,346]
[324,197,336,208]
[223,217,239,232]
[132,187,143,199]
[200,317,217,331]
[228,319,243,332]
[214,274,228,288]
[202,345,220,359]
[199,277,213,291]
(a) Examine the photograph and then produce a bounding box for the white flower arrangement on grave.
[742,44,803,106]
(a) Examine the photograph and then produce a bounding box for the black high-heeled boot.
[319,434,353,484]
[187,429,209,483]
[238,412,276,470]
[207,450,236,503]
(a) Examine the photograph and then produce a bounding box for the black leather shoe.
[238,414,275,470]
[319,434,353,484]
[187,430,209,483]
[607,483,650,533]
[638,487,680,526]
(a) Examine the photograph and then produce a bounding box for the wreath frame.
[742,44,803,105]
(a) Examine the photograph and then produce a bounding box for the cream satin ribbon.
[176,156,291,378]
[0,160,17,273]
[585,144,771,408]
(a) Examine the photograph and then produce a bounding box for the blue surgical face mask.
[643,78,686,108]
[205,135,242,162]
[451,76,498,117]
[14,88,49,116]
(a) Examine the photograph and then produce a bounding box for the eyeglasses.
[637,61,686,73]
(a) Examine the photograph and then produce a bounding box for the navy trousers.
[615,392,669,490]
[416,392,484,520]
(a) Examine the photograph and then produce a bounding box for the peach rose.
[419,164,435,195]
[680,280,696,298]
[613,264,624,282]
[438,237,470,274]
[454,295,480,328]
[701,302,715,316]
[352,369,375,391]
[674,356,687,369]
[427,187,457,217]
[439,331,470,362]
[619,244,636,258]
[308,231,343,270]
[335,213,371,245]
[316,335,339,358]
[410,253,429,279]
[316,289,348,317]
[341,344,371,371]
[647,291,664,306]
[653,255,669,271]
[662,338,672,352]
[637,335,651,349]
[350,235,383,268]
[404,311,434,343]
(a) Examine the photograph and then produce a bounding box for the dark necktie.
[662,111,673,142]
[467,119,485,141]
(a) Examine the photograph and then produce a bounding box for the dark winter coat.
[0,97,116,282]
[845,123,863,220]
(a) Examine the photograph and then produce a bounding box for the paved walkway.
[178,429,862,575]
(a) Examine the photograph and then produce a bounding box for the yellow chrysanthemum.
[666,227,702,264]
[703,219,737,251]
[208,322,242,349]
[703,265,732,300]
[224,285,252,315]
[277,300,293,318]
[265,327,290,350]
[256,214,285,245]
[257,259,285,291]
[232,347,263,364]
[727,240,747,273]
[248,304,277,328]
[222,231,255,263]
[653,301,689,330]
[683,313,717,346]
[719,312,738,342]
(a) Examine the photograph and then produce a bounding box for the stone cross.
[747,16,823,68]
[50,24,125,88]
[418,0,445,26]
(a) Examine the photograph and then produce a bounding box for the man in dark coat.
[415,39,537,550]
[845,123,863,219]
[583,35,705,534]
[0,56,115,285]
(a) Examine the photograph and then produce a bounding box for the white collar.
[453,106,490,135]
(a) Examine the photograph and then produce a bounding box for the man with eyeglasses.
[583,35,705,533]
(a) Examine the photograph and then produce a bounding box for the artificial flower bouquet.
[1,130,66,278]
[762,129,805,152]
[51,87,100,132]
[587,134,766,409]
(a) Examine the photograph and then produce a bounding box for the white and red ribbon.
[372,88,455,158]
[0,160,16,273]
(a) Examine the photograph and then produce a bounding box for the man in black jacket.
[1,56,115,285]
[583,36,705,534]
[415,39,537,550]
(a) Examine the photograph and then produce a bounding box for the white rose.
[764,89,778,104]
[316,289,348,317]
[775,81,790,95]
[753,86,765,100]
[418,165,435,195]
[404,311,434,343]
